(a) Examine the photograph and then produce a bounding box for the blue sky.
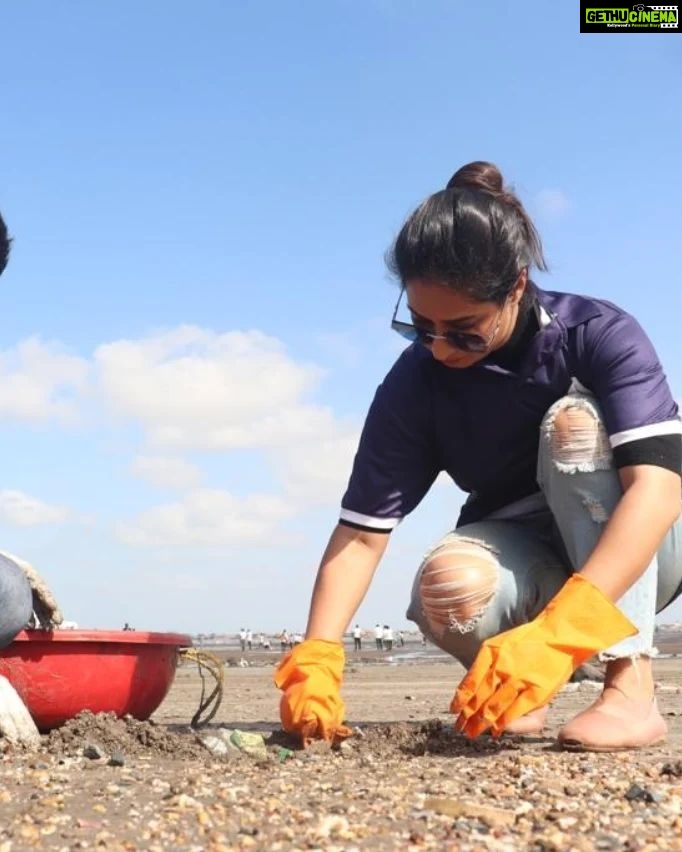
[1,1,681,634]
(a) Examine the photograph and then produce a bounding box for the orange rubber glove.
[274,638,352,746]
[451,574,638,738]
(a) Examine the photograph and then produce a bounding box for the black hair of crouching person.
[0,212,10,276]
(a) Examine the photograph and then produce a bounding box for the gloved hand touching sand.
[451,574,637,738]
[274,638,352,746]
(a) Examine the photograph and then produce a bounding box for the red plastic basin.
[0,629,192,731]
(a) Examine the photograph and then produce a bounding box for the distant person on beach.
[382,625,393,652]
[246,629,253,651]
[374,623,383,650]
[279,630,290,652]
[274,163,682,751]
[239,628,247,652]
[397,631,405,648]
[352,624,363,652]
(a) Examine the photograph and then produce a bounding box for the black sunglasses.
[390,288,507,354]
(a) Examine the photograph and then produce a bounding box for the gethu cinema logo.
[585,6,678,25]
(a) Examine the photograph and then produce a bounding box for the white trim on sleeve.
[610,419,682,448]
[339,509,400,530]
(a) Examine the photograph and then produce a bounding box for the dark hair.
[0,212,10,276]
[386,161,547,304]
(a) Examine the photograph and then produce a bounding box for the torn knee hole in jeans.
[598,650,659,663]
[419,538,500,635]
[543,399,612,474]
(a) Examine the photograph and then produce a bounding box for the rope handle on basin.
[179,647,224,728]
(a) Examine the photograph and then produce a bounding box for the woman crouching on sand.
[274,161,682,751]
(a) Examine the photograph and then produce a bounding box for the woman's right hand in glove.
[274,638,352,746]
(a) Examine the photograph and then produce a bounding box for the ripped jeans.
[406,390,682,666]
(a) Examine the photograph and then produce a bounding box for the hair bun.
[446,161,504,195]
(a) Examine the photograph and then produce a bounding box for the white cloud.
[120,422,362,547]
[0,490,71,527]
[94,326,333,450]
[0,325,368,534]
[272,426,361,506]
[116,487,294,547]
[533,189,571,219]
[0,337,89,423]
[131,455,203,490]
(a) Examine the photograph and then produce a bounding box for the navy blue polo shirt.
[340,285,681,532]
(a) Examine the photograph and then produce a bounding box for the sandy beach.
[1,653,681,850]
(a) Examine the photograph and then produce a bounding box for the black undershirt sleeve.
[612,434,681,475]
[338,519,392,534]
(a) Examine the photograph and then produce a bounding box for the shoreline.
[198,634,682,668]
[200,643,455,668]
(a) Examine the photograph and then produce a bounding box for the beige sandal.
[558,688,667,752]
